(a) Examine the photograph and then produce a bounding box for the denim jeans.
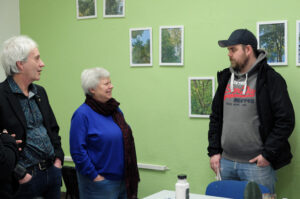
[77,172,127,199]
[220,158,276,193]
[14,165,62,199]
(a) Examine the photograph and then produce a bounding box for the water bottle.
[175,174,189,199]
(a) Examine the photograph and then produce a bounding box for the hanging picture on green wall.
[257,20,287,66]
[76,0,97,19]
[159,26,184,66]
[296,20,300,66]
[103,0,125,18]
[189,77,215,118]
[129,28,152,67]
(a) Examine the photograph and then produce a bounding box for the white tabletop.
[143,190,231,199]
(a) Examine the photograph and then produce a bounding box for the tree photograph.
[77,0,96,19]
[104,0,125,17]
[258,21,287,65]
[160,26,184,65]
[297,21,300,65]
[189,78,214,118]
[130,28,152,66]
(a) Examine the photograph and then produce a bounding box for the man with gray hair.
[0,35,64,198]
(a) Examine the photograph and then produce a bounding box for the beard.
[230,56,249,72]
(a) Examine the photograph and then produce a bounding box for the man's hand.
[19,173,32,184]
[249,154,270,167]
[53,158,62,169]
[210,154,221,174]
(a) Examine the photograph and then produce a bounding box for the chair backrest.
[62,166,80,199]
[205,180,270,199]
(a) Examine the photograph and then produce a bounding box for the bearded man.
[207,29,295,193]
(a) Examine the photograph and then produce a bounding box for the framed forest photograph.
[103,0,125,18]
[76,0,97,19]
[257,20,287,66]
[296,20,300,66]
[129,28,152,67]
[189,77,215,118]
[159,26,184,66]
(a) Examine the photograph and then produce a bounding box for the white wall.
[0,0,20,82]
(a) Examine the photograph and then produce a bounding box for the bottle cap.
[177,174,187,179]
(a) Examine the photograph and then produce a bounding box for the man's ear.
[245,45,253,56]
[16,61,23,71]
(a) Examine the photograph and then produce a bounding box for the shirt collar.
[7,76,37,97]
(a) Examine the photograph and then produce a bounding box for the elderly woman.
[70,67,139,199]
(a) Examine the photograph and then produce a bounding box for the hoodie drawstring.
[230,73,234,92]
[230,72,248,95]
[242,73,248,95]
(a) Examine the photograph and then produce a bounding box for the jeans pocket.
[20,169,35,185]
[53,164,62,170]
[94,178,107,184]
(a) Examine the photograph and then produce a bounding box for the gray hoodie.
[221,50,267,162]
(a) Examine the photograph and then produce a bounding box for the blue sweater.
[70,103,124,181]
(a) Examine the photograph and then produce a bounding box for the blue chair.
[205,180,270,199]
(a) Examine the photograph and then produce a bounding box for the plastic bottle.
[175,174,189,199]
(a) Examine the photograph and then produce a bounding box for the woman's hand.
[2,129,22,151]
[93,174,105,182]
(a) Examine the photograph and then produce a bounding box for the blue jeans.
[220,158,276,193]
[77,172,127,199]
[14,165,62,199]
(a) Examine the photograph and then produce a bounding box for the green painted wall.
[19,0,299,198]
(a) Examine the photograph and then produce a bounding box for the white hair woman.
[70,67,140,199]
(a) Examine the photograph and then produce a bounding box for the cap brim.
[218,40,230,47]
[218,40,239,47]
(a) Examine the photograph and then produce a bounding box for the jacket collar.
[3,79,27,129]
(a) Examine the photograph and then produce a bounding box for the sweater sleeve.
[69,111,98,181]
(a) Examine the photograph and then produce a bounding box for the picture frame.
[296,20,300,66]
[129,28,152,67]
[159,26,184,66]
[103,0,125,18]
[76,0,97,19]
[257,20,288,66]
[188,77,215,118]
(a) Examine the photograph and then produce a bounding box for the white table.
[143,190,231,199]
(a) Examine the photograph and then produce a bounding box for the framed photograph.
[103,0,125,18]
[159,26,184,66]
[76,0,97,19]
[129,28,152,67]
[257,20,287,66]
[188,77,215,118]
[296,20,300,66]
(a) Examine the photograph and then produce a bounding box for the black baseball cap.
[218,29,257,50]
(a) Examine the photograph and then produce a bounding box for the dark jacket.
[0,133,19,199]
[0,79,64,195]
[208,57,295,170]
